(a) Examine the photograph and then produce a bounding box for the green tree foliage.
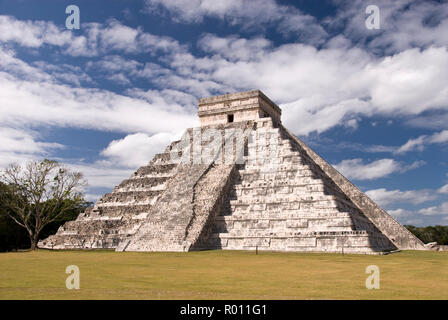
[0,159,87,250]
[405,225,448,245]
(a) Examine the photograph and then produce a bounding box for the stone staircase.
[38,142,181,250]
[123,122,253,252]
[205,118,396,254]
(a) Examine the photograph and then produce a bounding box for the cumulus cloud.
[418,202,448,215]
[429,130,448,143]
[366,188,437,207]
[395,135,427,154]
[0,47,197,134]
[438,184,448,194]
[100,132,179,168]
[333,158,424,180]
[164,33,448,135]
[395,130,448,154]
[70,132,184,194]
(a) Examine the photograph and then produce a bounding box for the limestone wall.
[198,90,281,126]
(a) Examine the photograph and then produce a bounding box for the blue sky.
[0,0,447,226]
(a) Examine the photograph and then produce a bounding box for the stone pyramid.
[39,90,425,254]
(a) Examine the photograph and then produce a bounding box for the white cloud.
[4,14,448,137]
[0,130,153,193]
[387,208,413,218]
[395,135,427,154]
[167,33,448,135]
[0,127,61,154]
[33,61,93,86]
[144,0,327,44]
[332,0,448,54]
[0,47,197,135]
[0,45,195,196]
[0,16,184,57]
[198,34,271,62]
[0,127,63,168]
[100,132,179,168]
[333,158,423,180]
[68,163,133,189]
[128,88,198,109]
[99,20,139,52]
[395,130,448,154]
[0,47,52,82]
[107,73,132,86]
[70,20,184,56]
[366,188,437,207]
[343,118,359,130]
[364,145,397,153]
[0,15,72,48]
[418,202,448,215]
[429,130,448,143]
[87,55,143,74]
[438,184,448,194]
[71,131,184,192]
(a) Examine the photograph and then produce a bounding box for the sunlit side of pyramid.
[39,90,425,254]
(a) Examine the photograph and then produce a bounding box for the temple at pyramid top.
[198,89,282,126]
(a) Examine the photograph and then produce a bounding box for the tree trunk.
[29,233,39,250]
[30,238,36,250]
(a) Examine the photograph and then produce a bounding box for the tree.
[405,225,448,245]
[0,185,30,251]
[0,159,87,250]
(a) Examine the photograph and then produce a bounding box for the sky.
[0,0,447,226]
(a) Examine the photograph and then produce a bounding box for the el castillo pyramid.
[39,90,425,254]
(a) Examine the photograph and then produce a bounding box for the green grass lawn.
[0,249,447,299]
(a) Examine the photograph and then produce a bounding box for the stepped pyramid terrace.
[39,90,426,254]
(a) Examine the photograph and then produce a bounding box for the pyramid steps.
[123,125,251,252]
[202,118,398,253]
[38,136,187,250]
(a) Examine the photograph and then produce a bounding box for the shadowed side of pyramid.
[39,90,426,254]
